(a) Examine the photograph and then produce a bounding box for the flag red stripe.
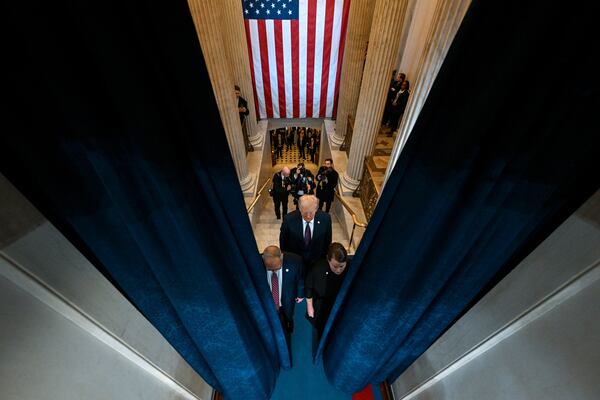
[274,20,287,118]
[244,20,260,120]
[291,20,300,118]
[319,0,336,117]
[243,1,350,119]
[257,20,273,118]
[305,0,317,117]
[333,0,350,119]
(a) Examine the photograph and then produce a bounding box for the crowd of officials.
[271,126,321,163]
[245,73,409,363]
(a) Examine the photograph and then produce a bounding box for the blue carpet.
[373,386,383,400]
[271,301,351,400]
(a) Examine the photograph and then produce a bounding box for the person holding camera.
[290,162,314,209]
[271,166,292,219]
[316,158,339,213]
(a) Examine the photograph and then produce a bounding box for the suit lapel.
[312,213,320,241]
[298,213,304,244]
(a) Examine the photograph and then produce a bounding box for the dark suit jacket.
[272,172,291,200]
[279,209,332,267]
[238,96,249,123]
[279,252,305,324]
[316,167,339,202]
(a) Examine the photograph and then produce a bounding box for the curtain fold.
[318,0,599,392]
[3,0,288,398]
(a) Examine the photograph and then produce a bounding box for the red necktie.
[271,271,279,311]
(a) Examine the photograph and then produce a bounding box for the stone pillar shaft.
[340,0,409,192]
[332,0,375,147]
[383,0,471,187]
[187,0,254,193]
[223,0,262,148]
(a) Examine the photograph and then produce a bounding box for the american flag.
[242,0,350,119]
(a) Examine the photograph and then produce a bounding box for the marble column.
[383,0,471,187]
[187,0,255,194]
[331,0,375,147]
[339,0,409,193]
[222,0,262,149]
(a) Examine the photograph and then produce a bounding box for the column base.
[240,172,256,197]
[248,133,264,149]
[248,120,268,149]
[339,171,360,195]
[330,133,345,148]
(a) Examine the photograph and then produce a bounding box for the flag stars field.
[242,0,350,118]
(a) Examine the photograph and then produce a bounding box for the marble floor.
[369,131,395,194]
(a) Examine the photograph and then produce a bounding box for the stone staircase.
[251,190,349,253]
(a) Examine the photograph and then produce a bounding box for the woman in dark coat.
[306,242,350,348]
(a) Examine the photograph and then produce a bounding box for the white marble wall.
[392,190,600,400]
[0,175,213,400]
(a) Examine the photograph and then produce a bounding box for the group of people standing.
[271,126,321,162]
[271,158,339,219]
[262,194,349,360]
[381,71,410,136]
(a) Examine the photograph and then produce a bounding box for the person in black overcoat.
[388,80,410,135]
[316,158,339,213]
[297,128,307,160]
[272,166,292,219]
[305,242,350,353]
[290,162,315,209]
[235,85,249,124]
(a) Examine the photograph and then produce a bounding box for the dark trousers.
[273,196,288,219]
[318,198,332,213]
[278,310,294,365]
[298,145,305,159]
[275,146,283,158]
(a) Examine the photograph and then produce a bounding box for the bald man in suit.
[262,246,304,360]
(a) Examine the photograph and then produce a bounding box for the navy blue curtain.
[319,0,599,392]
[4,1,288,399]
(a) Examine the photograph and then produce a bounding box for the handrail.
[334,190,367,228]
[247,178,271,214]
[334,190,367,253]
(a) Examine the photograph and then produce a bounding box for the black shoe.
[276,215,281,220]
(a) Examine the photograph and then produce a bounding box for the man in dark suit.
[387,79,410,136]
[290,162,315,209]
[262,246,304,353]
[272,166,291,219]
[274,128,285,159]
[316,158,339,213]
[235,85,249,124]
[279,194,332,273]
